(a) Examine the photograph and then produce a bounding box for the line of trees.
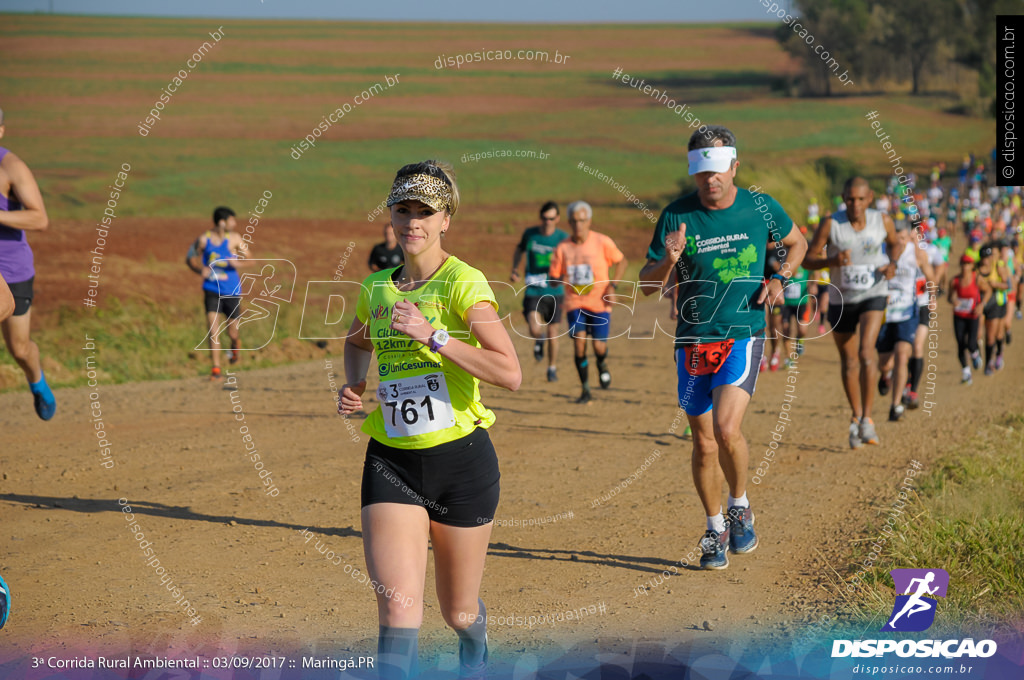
[777,0,1024,109]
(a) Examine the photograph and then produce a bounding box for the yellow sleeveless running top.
[988,266,1007,306]
[355,256,498,449]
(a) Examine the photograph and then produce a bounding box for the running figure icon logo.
[881,568,950,632]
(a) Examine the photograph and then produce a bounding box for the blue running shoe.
[459,633,487,680]
[699,526,730,570]
[30,376,56,421]
[0,572,10,629]
[727,506,758,554]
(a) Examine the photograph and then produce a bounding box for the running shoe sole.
[33,391,56,421]
[599,372,611,389]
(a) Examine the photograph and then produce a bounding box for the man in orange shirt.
[549,201,628,403]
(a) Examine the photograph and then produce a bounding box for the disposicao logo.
[882,568,948,632]
[831,568,997,659]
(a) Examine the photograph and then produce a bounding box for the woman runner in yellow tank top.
[338,160,521,680]
[978,244,1010,373]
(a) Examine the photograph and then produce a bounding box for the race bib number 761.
[377,373,456,438]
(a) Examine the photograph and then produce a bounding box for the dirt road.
[1,294,1021,674]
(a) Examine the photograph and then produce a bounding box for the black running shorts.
[203,291,242,319]
[828,295,887,335]
[523,294,562,325]
[6,277,33,317]
[361,427,500,527]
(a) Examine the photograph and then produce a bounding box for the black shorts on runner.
[361,427,500,527]
[984,301,1007,320]
[828,295,887,335]
[203,291,242,319]
[781,304,808,326]
[6,277,33,317]
[523,294,562,325]
[918,305,931,326]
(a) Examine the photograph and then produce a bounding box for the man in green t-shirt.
[639,125,808,571]
[511,201,568,382]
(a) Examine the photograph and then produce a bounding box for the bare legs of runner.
[1,310,42,383]
[689,385,751,516]
[832,311,885,420]
[526,309,559,371]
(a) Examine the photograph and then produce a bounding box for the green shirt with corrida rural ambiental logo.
[647,188,794,346]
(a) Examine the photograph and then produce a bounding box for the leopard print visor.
[385,173,453,214]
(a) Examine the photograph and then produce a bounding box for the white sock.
[707,513,726,533]
[729,493,748,509]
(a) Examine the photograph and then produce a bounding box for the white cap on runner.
[687,146,737,175]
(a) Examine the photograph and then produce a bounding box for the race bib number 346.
[841,264,876,291]
[378,373,456,439]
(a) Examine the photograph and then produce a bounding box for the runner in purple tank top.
[0,108,56,420]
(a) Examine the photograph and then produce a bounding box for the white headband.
[688,146,737,175]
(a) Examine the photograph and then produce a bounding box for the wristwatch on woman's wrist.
[428,329,450,353]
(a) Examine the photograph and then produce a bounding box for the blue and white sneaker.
[699,525,730,570]
[0,572,11,629]
[727,506,758,554]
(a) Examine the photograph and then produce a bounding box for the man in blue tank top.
[0,108,56,420]
[186,206,248,379]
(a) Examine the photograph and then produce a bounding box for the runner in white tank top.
[876,225,935,422]
[803,177,900,449]
[827,207,889,304]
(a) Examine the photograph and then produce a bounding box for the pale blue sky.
[1,0,796,22]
